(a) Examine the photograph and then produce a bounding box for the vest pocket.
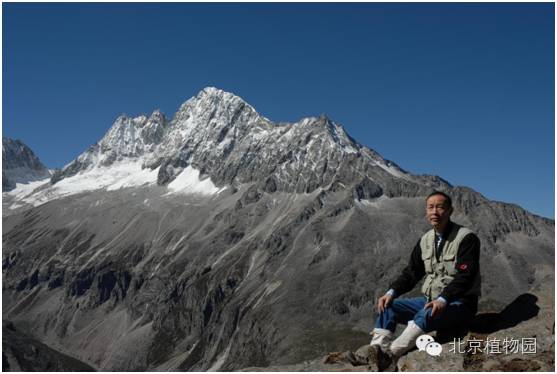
[442,252,457,276]
[421,249,433,273]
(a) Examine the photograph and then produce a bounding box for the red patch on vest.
[459,264,468,270]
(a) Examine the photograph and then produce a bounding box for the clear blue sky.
[3,3,554,218]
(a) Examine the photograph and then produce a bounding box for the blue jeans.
[374,296,474,333]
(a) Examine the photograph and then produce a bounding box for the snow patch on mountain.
[6,160,223,210]
[51,159,158,194]
[4,178,51,206]
[166,166,225,195]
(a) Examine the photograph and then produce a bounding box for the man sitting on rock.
[369,191,481,369]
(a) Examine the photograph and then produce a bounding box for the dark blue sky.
[3,3,554,218]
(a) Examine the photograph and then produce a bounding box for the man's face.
[426,194,452,230]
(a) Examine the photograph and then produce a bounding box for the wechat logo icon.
[416,334,443,356]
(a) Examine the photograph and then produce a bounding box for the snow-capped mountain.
[2,137,51,192]
[52,110,167,181]
[54,87,415,191]
[11,87,442,210]
[2,88,554,371]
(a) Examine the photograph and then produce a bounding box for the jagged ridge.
[51,87,447,197]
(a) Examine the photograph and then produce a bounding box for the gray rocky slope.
[2,88,554,371]
[3,320,96,371]
[2,137,51,191]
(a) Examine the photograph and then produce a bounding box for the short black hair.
[426,190,452,208]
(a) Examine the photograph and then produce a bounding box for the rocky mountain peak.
[197,86,251,107]
[51,87,422,198]
[2,138,45,171]
[174,87,264,130]
[148,109,166,123]
[297,115,359,152]
[2,137,51,191]
[96,112,166,163]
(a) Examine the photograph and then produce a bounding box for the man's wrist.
[386,289,396,298]
[436,296,447,304]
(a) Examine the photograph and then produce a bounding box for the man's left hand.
[424,299,446,318]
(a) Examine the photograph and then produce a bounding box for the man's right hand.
[376,293,393,313]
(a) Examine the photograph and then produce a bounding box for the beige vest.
[420,224,481,301]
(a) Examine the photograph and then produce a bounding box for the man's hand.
[424,299,446,318]
[376,293,393,313]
